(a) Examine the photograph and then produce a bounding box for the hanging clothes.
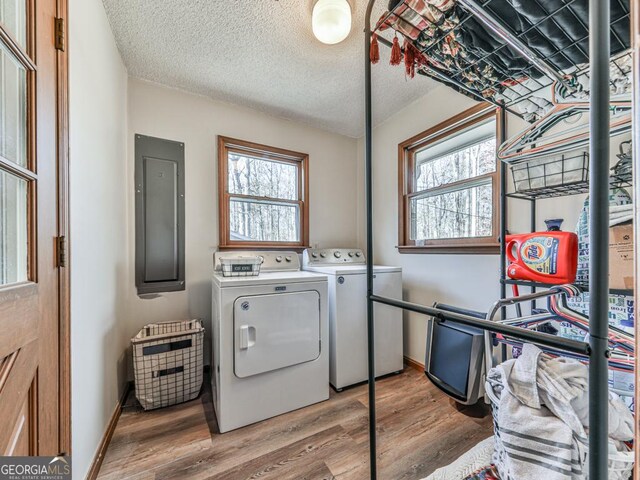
[376,0,631,122]
[505,0,629,69]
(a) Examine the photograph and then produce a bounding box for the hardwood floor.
[97,368,493,480]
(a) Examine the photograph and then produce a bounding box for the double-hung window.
[218,136,309,250]
[398,105,500,253]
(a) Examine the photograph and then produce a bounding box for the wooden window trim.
[397,103,503,254]
[218,136,310,252]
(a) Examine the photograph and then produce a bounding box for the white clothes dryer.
[212,251,329,432]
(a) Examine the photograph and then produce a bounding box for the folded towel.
[609,204,633,227]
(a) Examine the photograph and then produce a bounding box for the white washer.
[212,251,329,433]
[302,248,403,390]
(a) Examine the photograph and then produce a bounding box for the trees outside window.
[218,137,309,250]
[398,104,500,253]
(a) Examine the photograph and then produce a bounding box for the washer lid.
[213,270,327,287]
[303,265,402,275]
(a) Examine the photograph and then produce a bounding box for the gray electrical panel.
[135,134,185,294]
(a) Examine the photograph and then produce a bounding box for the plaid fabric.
[463,465,500,480]
[376,0,529,106]
[377,1,500,94]
[379,0,455,39]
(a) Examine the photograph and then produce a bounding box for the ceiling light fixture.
[312,0,352,45]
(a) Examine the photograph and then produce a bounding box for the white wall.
[123,79,359,372]
[357,84,595,364]
[69,0,129,477]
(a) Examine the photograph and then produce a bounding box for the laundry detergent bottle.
[506,219,578,284]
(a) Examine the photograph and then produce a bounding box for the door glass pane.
[229,198,300,242]
[0,0,26,49]
[410,181,493,240]
[0,169,28,285]
[0,41,27,167]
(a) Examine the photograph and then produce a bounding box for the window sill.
[218,245,311,254]
[397,244,500,255]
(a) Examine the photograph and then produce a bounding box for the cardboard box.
[609,223,634,290]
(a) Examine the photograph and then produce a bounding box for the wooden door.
[0,0,63,456]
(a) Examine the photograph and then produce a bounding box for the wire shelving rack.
[363,0,636,478]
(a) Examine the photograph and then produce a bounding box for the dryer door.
[234,290,321,378]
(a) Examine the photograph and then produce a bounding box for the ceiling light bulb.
[312,0,352,45]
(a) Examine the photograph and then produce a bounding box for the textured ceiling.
[102,0,438,137]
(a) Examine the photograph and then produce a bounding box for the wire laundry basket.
[510,152,589,198]
[132,319,204,410]
[220,256,262,277]
[509,149,633,200]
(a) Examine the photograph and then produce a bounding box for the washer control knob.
[355,252,362,258]
[311,252,318,258]
[275,256,283,263]
[334,251,342,258]
[285,256,292,262]
[320,252,327,258]
[258,256,265,264]
[348,252,354,257]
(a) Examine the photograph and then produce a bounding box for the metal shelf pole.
[364,1,378,478]
[588,0,611,476]
[498,105,509,357]
[530,199,537,310]
[632,0,640,476]
[371,294,590,355]
[499,105,507,307]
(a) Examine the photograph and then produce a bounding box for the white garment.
[488,345,587,479]
[572,390,635,442]
[487,344,634,480]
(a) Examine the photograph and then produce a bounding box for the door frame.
[0,0,70,456]
[55,0,71,454]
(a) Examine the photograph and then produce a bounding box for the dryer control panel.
[214,251,300,272]
[302,248,366,266]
